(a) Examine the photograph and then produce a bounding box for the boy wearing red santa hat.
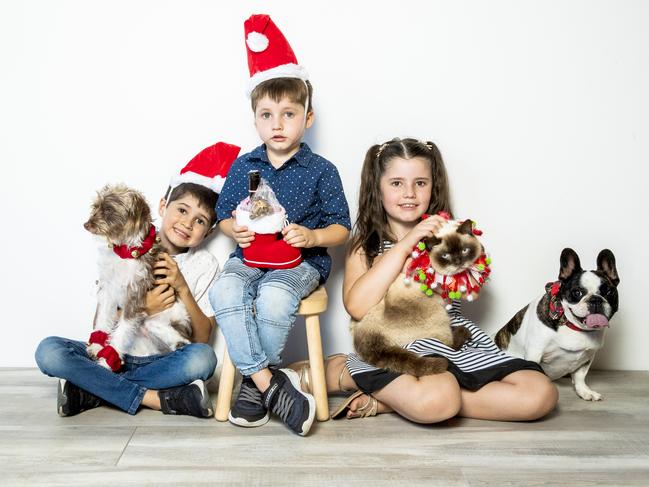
[209,15,350,436]
[36,142,239,418]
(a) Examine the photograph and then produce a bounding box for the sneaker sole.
[280,368,316,436]
[191,379,214,418]
[228,410,271,428]
[57,379,68,417]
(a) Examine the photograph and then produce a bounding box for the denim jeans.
[209,257,320,375]
[35,336,217,415]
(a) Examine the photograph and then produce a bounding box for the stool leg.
[215,347,236,422]
[305,314,330,421]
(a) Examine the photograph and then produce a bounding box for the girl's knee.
[532,378,559,419]
[520,375,558,420]
[180,344,217,382]
[410,376,461,423]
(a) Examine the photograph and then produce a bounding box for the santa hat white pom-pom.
[467,294,474,302]
[460,285,467,292]
[246,32,269,52]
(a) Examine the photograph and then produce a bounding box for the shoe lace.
[270,388,295,423]
[239,382,263,406]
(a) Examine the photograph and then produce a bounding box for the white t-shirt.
[172,246,220,318]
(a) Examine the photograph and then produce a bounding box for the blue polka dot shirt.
[216,143,351,283]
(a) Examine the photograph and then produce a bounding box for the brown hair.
[164,183,218,226]
[349,137,452,267]
[250,78,314,113]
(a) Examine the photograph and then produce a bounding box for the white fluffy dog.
[84,184,192,371]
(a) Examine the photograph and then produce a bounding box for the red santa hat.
[169,142,240,194]
[244,14,309,97]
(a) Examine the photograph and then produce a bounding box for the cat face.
[426,219,482,275]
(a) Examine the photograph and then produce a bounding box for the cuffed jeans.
[35,336,217,415]
[209,257,320,376]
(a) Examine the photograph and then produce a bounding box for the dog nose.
[83,222,90,231]
[589,296,603,305]
[588,295,604,313]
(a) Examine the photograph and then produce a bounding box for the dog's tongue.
[585,314,609,329]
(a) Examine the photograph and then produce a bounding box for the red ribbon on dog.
[113,225,157,259]
[88,330,109,347]
[97,345,122,372]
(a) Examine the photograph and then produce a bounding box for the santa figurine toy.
[235,171,302,269]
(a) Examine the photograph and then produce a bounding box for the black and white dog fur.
[495,248,619,400]
[84,184,192,369]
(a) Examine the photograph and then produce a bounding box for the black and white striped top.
[347,241,518,377]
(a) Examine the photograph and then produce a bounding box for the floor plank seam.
[115,426,137,467]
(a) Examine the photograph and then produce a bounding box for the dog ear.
[457,219,473,235]
[597,249,619,286]
[126,191,152,236]
[559,248,582,280]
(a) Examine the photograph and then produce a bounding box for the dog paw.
[86,343,102,359]
[577,388,603,401]
[97,357,112,370]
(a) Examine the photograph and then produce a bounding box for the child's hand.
[403,214,447,248]
[282,224,317,248]
[230,210,255,248]
[153,253,189,294]
[145,284,175,315]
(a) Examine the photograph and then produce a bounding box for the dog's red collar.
[545,281,596,333]
[112,226,157,259]
[563,320,594,333]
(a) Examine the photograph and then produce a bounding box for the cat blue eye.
[462,248,470,254]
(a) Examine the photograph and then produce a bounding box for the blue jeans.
[209,257,320,375]
[35,336,217,415]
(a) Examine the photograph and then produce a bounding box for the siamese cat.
[351,219,482,376]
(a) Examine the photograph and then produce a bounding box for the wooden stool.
[214,286,330,422]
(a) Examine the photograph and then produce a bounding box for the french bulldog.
[495,248,619,400]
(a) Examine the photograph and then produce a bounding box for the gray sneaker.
[262,368,316,436]
[228,376,270,427]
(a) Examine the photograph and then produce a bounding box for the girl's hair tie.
[375,142,388,160]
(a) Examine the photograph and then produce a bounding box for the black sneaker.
[57,379,102,417]
[228,376,270,427]
[262,368,316,436]
[158,379,213,418]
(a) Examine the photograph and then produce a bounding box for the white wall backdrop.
[1,1,647,369]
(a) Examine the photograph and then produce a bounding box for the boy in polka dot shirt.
[209,77,350,436]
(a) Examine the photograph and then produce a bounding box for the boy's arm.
[153,254,215,343]
[176,287,215,344]
[283,162,351,248]
[282,223,349,248]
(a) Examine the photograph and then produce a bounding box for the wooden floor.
[1,369,648,486]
